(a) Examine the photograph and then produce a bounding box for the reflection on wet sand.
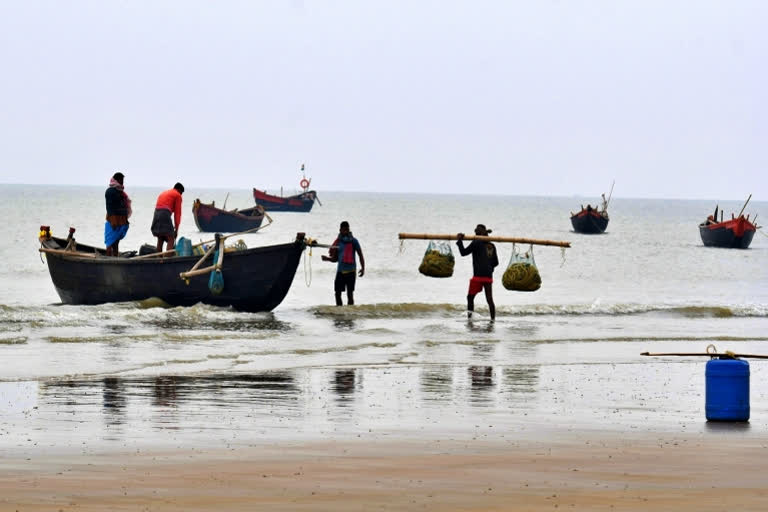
[30,365,548,447]
[332,369,356,403]
[420,367,453,401]
[501,366,539,395]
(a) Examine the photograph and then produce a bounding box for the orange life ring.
[300,178,310,189]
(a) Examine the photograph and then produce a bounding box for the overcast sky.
[0,1,765,199]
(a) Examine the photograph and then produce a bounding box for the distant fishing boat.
[192,199,266,233]
[699,195,758,249]
[571,182,613,234]
[252,164,320,212]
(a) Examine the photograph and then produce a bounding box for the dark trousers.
[334,271,356,306]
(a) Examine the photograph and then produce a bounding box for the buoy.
[300,178,310,189]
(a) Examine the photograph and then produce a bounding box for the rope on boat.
[303,238,314,287]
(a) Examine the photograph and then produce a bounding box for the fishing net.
[502,244,541,291]
[418,240,455,278]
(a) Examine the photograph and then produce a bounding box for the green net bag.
[418,240,455,278]
[502,244,541,291]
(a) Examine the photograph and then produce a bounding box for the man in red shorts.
[457,224,499,320]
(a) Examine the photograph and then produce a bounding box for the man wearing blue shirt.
[322,221,365,306]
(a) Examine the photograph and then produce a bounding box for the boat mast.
[602,180,615,212]
[737,194,752,218]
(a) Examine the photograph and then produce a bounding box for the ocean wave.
[311,303,465,319]
[497,303,768,318]
[0,302,766,333]
[0,336,27,344]
[311,302,768,319]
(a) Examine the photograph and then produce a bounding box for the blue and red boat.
[252,165,320,212]
[253,188,317,212]
[192,199,266,233]
[699,196,758,249]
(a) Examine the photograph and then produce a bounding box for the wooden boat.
[252,165,320,212]
[571,183,613,234]
[38,227,307,312]
[699,196,758,249]
[570,205,609,234]
[192,199,266,233]
[253,188,317,212]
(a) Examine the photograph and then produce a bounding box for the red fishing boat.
[252,164,320,212]
[699,195,759,249]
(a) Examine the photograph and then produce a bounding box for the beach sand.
[2,431,767,511]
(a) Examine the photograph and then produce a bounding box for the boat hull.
[699,218,756,249]
[570,211,609,234]
[41,236,305,312]
[253,188,316,212]
[193,201,265,233]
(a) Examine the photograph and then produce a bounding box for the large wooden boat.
[192,199,266,233]
[38,227,307,312]
[699,196,758,249]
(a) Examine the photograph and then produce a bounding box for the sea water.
[0,184,766,452]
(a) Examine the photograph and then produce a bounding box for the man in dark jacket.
[104,172,131,256]
[457,224,499,320]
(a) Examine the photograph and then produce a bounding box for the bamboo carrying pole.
[398,233,571,248]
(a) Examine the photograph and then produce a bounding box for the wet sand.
[2,432,767,511]
[2,363,767,511]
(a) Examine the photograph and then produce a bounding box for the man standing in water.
[322,221,365,306]
[457,224,499,320]
[104,171,131,256]
[151,182,184,253]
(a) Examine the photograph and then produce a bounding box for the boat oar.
[398,233,571,248]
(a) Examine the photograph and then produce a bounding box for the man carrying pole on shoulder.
[457,224,499,321]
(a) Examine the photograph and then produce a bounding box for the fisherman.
[104,171,132,256]
[457,224,499,320]
[151,182,184,253]
[322,221,365,306]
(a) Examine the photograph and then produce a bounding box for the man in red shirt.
[151,182,184,252]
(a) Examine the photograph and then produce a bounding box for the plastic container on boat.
[705,358,750,421]
[176,237,192,257]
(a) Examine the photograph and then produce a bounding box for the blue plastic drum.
[705,358,750,421]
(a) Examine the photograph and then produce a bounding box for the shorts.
[468,276,493,296]
[334,271,356,293]
[151,209,175,237]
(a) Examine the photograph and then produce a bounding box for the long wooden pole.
[641,351,768,359]
[398,233,570,248]
[737,194,752,218]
